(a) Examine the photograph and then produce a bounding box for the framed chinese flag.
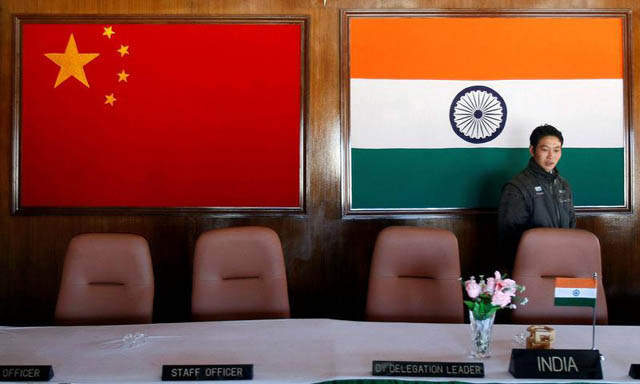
[12,15,307,215]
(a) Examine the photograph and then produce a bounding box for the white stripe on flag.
[554,287,597,299]
[350,78,624,149]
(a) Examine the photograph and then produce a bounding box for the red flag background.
[19,22,302,208]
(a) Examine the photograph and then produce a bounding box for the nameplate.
[629,364,640,379]
[372,361,484,378]
[509,349,602,379]
[162,365,252,381]
[0,365,53,382]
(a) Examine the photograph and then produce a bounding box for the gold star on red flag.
[105,93,117,106]
[117,45,129,57]
[44,34,99,88]
[103,26,115,39]
[117,70,130,82]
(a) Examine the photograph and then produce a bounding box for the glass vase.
[469,310,496,358]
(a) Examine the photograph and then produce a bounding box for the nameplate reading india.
[162,365,253,381]
[0,366,53,382]
[509,349,603,379]
[372,361,484,378]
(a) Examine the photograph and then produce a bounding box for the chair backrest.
[511,228,608,325]
[191,226,290,321]
[365,226,463,323]
[55,233,154,325]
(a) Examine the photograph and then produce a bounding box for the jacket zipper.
[552,179,560,225]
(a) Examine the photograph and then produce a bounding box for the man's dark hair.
[529,124,564,148]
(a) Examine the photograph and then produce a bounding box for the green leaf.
[486,306,500,317]
[464,300,475,311]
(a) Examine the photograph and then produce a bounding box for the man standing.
[498,124,576,271]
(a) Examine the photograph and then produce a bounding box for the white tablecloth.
[0,319,637,383]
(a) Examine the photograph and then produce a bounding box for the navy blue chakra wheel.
[449,85,507,144]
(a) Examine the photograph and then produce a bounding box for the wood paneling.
[1,0,639,326]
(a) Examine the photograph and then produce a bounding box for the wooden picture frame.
[341,9,632,217]
[12,15,308,215]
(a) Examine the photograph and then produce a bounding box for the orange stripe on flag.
[350,17,623,80]
[555,277,597,289]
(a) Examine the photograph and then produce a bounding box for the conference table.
[0,318,638,383]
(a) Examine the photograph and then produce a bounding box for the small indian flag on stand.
[554,278,597,307]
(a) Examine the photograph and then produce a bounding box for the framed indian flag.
[341,9,632,216]
[12,15,308,215]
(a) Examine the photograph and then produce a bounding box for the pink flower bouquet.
[463,271,527,320]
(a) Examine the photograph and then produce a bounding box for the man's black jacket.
[497,158,576,270]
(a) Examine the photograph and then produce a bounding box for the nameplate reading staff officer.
[498,124,576,271]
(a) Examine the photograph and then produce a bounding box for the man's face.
[530,135,562,172]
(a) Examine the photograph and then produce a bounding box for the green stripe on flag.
[554,297,597,307]
[351,147,624,209]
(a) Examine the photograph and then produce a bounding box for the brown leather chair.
[191,226,290,321]
[511,228,608,325]
[55,233,154,325]
[365,226,464,323]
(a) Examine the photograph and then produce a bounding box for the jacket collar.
[527,157,559,182]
